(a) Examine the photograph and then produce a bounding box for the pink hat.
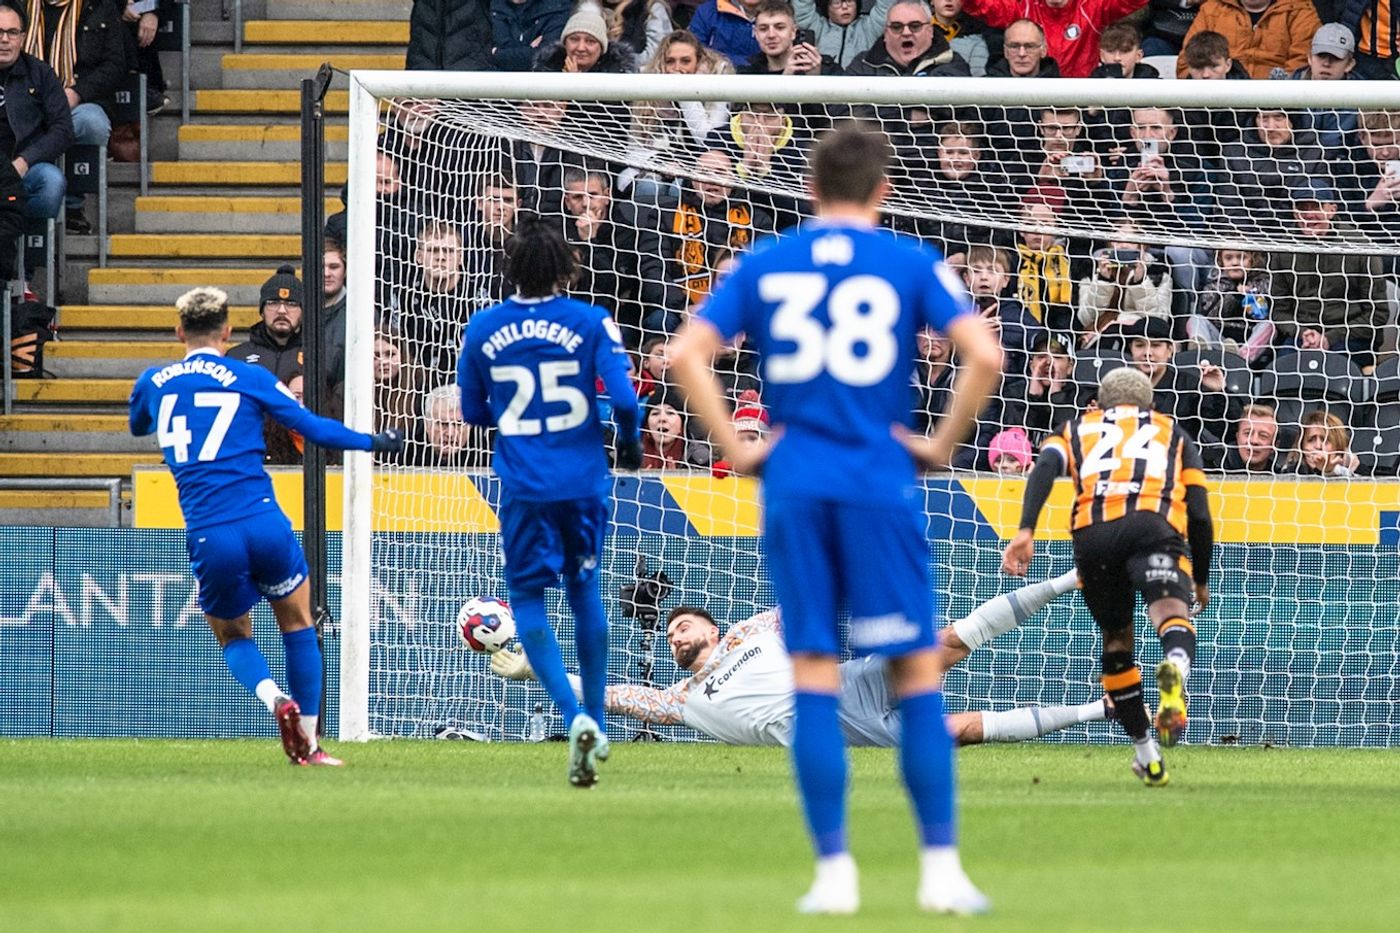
[732,390,768,435]
[989,428,1033,469]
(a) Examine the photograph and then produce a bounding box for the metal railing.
[0,478,125,527]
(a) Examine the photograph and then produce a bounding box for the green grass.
[1,741,1395,932]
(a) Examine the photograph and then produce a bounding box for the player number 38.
[760,272,900,387]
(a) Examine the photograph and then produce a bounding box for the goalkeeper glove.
[370,428,404,454]
[615,434,644,471]
[491,648,536,681]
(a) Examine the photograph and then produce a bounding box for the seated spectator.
[264,369,306,465]
[986,17,1058,77]
[844,0,970,78]
[0,4,73,227]
[1186,247,1275,364]
[392,219,474,381]
[966,0,1141,78]
[635,334,669,401]
[1287,409,1359,476]
[1345,0,1399,80]
[124,1,167,115]
[706,100,808,228]
[1011,186,1079,336]
[1269,179,1389,369]
[1125,315,1242,462]
[1289,24,1363,152]
[490,0,572,71]
[987,427,1033,474]
[599,0,673,61]
[1218,402,1286,472]
[917,121,1004,260]
[227,266,304,385]
[1111,107,1215,236]
[373,328,423,442]
[412,384,488,468]
[462,172,516,309]
[1218,108,1325,235]
[1340,109,1400,244]
[689,0,763,66]
[711,389,768,476]
[1179,30,1249,164]
[980,19,1058,167]
[792,0,895,69]
[1180,28,1249,79]
[381,99,476,225]
[407,0,493,70]
[24,0,125,234]
[1011,107,1112,222]
[534,4,638,71]
[1015,334,1077,442]
[1179,0,1321,79]
[743,0,839,77]
[914,326,1024,469]
[664,150,772,308]
[626,30,734,204]
[963,244,1042,374]
[932,0,990,77]
[504,98,604,215]
[1093,21,1160,78]
[1143,0,1202,56]
[1077,222,1172,349]
[642,386,706,468]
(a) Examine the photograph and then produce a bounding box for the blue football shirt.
[129,348,373,530]
[458,294,639,502]
[700,221,972,504]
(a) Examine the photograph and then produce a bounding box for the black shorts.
[1071,512,1194,633]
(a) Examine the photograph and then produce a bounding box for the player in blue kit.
[457,216,642,789]
[669,124,1004,915]
[129,287,403,766]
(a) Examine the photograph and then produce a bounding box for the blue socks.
[565,579,609,728]
[899,690,957,847]
[281,626,323,719]
[792,691,849,857]
[511,589,582,723]
[222,637,274,695]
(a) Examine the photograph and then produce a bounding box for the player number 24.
[490,361,589,436]
[156,392,241,464]
[760,272,900,387]
[1078,421,1168,478]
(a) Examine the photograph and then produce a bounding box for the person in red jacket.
[963,0,1148,77]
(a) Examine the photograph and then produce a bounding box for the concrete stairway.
[3,0,409,525]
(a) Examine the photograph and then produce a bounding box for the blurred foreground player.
[1002,367,1214,787]
[669,122,1002,916]
[128,288,403,765]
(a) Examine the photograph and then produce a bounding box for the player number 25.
[1078,421,1168,478]
[156,391,241,464]
[760,272,899,386]
[490,361,589,436]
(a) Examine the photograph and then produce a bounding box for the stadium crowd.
[244,0,1400,476]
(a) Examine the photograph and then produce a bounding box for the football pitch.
[2,741,1395,932]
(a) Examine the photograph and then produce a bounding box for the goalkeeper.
[491,569,1108,746]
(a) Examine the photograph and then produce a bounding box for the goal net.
[340,72,1400,748]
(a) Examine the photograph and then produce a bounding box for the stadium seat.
[1350,405,1400,475]
[18,217,55,305]
[1256,350,1364,428]
[1142,55,1178,79]
[1171,347,1252,397]
[64,144,106,268]
[110,72,149,200]
[1071,347,1128,406]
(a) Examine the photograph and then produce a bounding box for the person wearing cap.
[1123,315,1242,466]
[489,0,572,71]
[1011,333,1077,442]
[227,264,306,387]
[1178,0,1321,79]
[710,389,768,477]
[1287,24,1364,152]
[690,0,763,67]
[1268,177,1389,368]
[534,3,638,71]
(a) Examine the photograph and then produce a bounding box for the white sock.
[920,845,962,877]
[1133,737,1161,768]
[300,714,320,752]
[980,703,1096,742]
[1077,699,1107,724]
[953,575,1063,651]
[1051,567,1080,595]
[1165,650,1192,681]
[254,679,284,713]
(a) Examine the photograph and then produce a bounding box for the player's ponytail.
[176,287,230,337]
[504,214,577,300]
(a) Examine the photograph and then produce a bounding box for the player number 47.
[157,391,241,464]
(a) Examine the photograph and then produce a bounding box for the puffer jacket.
[1178,0,1322,78]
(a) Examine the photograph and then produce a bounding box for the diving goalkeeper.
[491,569,1108,746]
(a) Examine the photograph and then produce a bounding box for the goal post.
[339,70,1400,746]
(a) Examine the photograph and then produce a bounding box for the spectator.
[123,1,165,115]
[626,30,734,204]
[535,4,638,71]
[1093,21,1160,77]
[1289,24,1363,152]
[963,244,1043,374]
[1186,247,1276,363]
[382,99,472,224]
[641,385,705,468]
[1077,221,1172,349]
[1288,409,1359,476]
[1012,106,1112,222]
[664,150,772,309]
[1180,27,1249,78]
[987,427,1033,474]
[706,100,808,228]
[407,0,493,69]
[1178,0,1321,79]
[710,389,768,476]
[505,98,595,214]
[1015,333,1077,441]
[1124,315,1242,461]
[321,238,348,415]
[461,172,515,310]
[412,384,488,467]
[490,0,572,71]
[634,333,669,400]
[914,328,954,434]
[690,0,763,65]
[743,0,839,75]
[0,4,72,227]
[918,121,1005,260]
[1218,108,1325,235]
[1219,402,1285,471]
[393,219,474,380]
[1012,186,1079,335]
[24,0,125,235]
[981,20,1059,166]
[986,17,1059,76]
[1143,0,1203,56]
[599,0,673,60]
[844,0,971,77]
[1342,109,1400,242]
[964,0,1147,78]
[228,266,305,385]
[933,0,990,76]
[1269,178,1389,368]
[373,327,422,440]
[263,369,307,465]
[1179,30,1249,166]
[1344,0,1399,80]
[792,0,897,68]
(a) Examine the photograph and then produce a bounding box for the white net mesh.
[345,74,1400,747]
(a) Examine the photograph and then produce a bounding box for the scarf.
[671,200,753,304]
[1015,242,1071,324]
[25,0,81,89]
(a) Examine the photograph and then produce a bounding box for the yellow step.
[136,195,341,215]
[196,90,349,115]
[61,304,260,330]
[178,124,349,143]
[0,413,130,432]
[89,268,286,286]
[108,234,302,259]
[244,19,409,44]
[46,340,184,359]
[0,489,116,509]
[12,378,135,404]
[0,453,162,477]
[222,53,403,71]
[151,162,348,186]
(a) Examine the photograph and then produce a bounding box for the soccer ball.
[457,597,515,653]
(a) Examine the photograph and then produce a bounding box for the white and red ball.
[457,597,516,653]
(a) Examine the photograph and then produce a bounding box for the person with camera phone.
[744,1,839,76]
[1076,220,1172,349]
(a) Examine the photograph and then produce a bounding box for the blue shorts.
[186,512,308,620]
[498,493,608,592]
[764,496,934,658]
